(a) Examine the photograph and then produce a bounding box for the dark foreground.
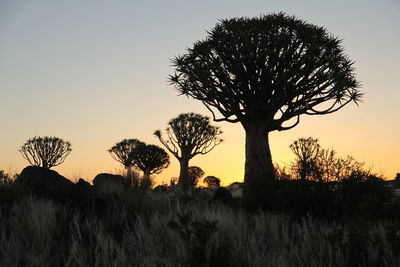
[0,170,400,266]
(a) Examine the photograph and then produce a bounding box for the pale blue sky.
[1,0,399,183]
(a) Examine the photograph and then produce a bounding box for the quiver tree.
[108,139,144,187]
[154,113,222,192]
[19,136,72,169]
[133,144,170,190]
[188,166,205,187]
[290,137,320,180]
[203,175,221,187]
[169,13,362,207]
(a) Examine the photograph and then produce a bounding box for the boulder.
[92,173,128,194]
[15,166,75,201]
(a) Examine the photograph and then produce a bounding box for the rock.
[15,166,75,201]
[92,173,128,194]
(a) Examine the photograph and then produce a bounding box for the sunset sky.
[1,0,399,185]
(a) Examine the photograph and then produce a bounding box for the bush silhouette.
[188,166,205,188]
[203,176,220,187]
[290,137,320,181]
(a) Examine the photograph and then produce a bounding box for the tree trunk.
[243,123,275,209]
[126,166,138,188]
[140,169,152,190]
[178,157,190,193]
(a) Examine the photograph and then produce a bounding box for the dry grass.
[0,190,399,267]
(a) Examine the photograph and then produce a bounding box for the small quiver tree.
[169,13,362,208]
[108,139,144,188]
[203,175,221,187]
[154,113,222,192]
[133,144,170,190]
[290,137,320,181]
[19,136,72,169]
[188,166,205,188]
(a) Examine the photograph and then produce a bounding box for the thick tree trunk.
[178,157,190,193]
[243,123,275,209]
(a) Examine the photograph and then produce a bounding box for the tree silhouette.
[133,144,170,190]
[154,113,222,192]
[169,13,362,207]
[315,149,364,182]
[20,136,72,169]
[0,170,11,184]
[108,139,144,187]
[288,138,365,182]
[203,175,221,187]
[290,137,320,180]
[188,166,205,187]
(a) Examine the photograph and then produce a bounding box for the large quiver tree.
[169,13,362,208]
[154,113,222,192]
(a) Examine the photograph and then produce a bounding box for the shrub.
[203,176,220,187]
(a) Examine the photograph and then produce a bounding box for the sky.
[0,0,399,185]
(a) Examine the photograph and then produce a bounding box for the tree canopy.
[188,166,205,187]
[108,139,144,168]
[203,175,221,187]
[170,13,362,129]
[19,136,72,169]
[134,144,170,175]
[154,113,222,160]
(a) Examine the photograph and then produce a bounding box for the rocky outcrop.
[92,173,128,194]
[16,166,76,201]
[15,166,98,203]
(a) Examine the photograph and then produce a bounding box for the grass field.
[0,181,399,267]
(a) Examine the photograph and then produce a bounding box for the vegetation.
[154,113,222,192]
[134,144,170,190]
[289,137,366,182]
[203,176,221,187]
[169,13,362,208]
[290,137,321,181]
[188,166,205,188]
[4,134,400,266]
[0,180,399,266]
[2,12,395,267]
[0,170,12,184]
[19,136,71,169]
[108,139,144,187]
